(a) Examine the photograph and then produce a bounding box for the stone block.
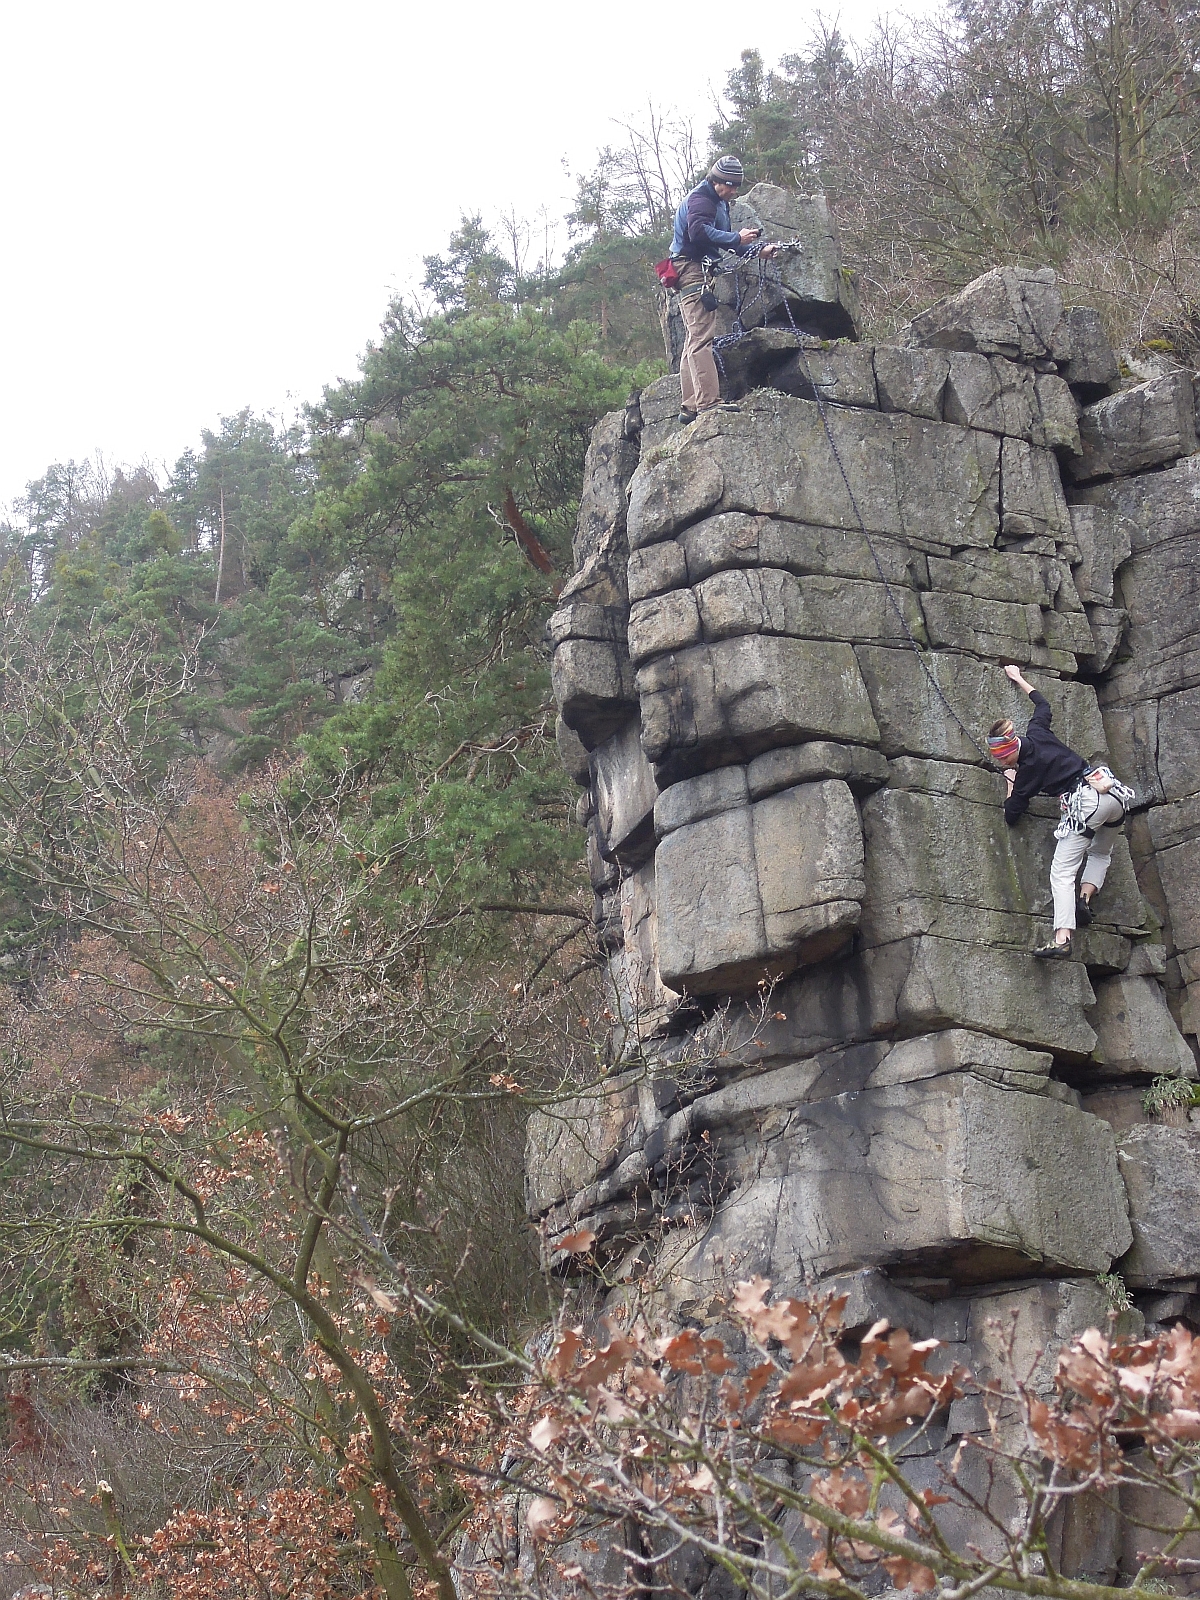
[545,599,624,649]
[654,765,749,837]
[626,588,701,665]
[1035,373,1083,453]
[1154,834,1200,973]
[626,539,686,603]
[1075,447,1200,558]
[1069,504,1132,603]
[746,740,889,798]
[865,935,1100,1057]
[1067,371,1198,482]
[573,408,640,568]
[771,340,878,407]
[678,511,921,587]
[607,861,679,1040]
[907,266,1071,363]
[963,1279,1142,1393]
[627,392,1000,550]
[1079,604,1129,673]
[589,718,660,868]
[637,635,880,785]
[627,439,725,549]
[1000,436,1072,542]
[874,345,949,419]
[667,1072,1130,1288]
[551,637,638,747]
[725,184,860,339]
[1059,305,1119,395]
[918,588,1072,666]
[1118,1125,1200,1284]
[555,715,591,785]
[853,645,1107,764]
[712,326,803,402]
[944,351,1035,437]
[1156,684,1200,802]
[692,566,923,648]
[637,373,683,454]
[866,1028,1053,1093]
[1087,974,1197,1081]
[926,546,1068,608]
[525,1072,643,1217]
[655,780,864,994]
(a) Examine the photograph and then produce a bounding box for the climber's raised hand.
[1003,662,1034,695]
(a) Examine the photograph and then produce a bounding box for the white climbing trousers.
[1049,790,1127,930]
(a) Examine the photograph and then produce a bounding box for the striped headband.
[988,734,1020,765]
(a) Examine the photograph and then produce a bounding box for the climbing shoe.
[1033,936,1072,959]
[1076,896,1094,926]
[677,409,697,426]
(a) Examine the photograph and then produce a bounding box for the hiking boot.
[1033,936,1073,959]
[1076,896,1094,926]
[677,409,698,426]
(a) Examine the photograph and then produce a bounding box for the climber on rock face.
[991,663,1133,961]
[670,155,778,427]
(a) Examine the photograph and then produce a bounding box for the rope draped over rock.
[707,243,993,763]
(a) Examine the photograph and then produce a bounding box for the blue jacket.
[670,180,751,262]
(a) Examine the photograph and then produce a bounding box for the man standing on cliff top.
[670,156,777,426]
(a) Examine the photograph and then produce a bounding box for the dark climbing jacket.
[670,181,754,262]
[1004,691,1089,824]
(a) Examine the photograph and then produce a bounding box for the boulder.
[874,345,949,420]
[1000,436,1073,542]
[662,1072,1130,1290]
[1087,974,1197,1081]
[1067,371,1198,483]
[654,764,749,837]
[551,637,638,747]
[746,740,889,798]
[724,184,861,339]
[637,634,880,785]
[626,393,1000,550]
[1118,1125,1200,1284]
[1069,504,1132,605]
[907,266,1071,364]
[771,340,878,407]
[1059,305,1119,396]
[677,511,921,588]
[589,717,660,868]
[572,408,640,568]
[655,780,865,993]
[852,644,1107,763]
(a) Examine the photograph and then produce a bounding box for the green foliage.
[1142,1074,1200,1117]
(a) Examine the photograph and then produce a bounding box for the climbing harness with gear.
[699,239,994,763]
[1055,768,1137,840]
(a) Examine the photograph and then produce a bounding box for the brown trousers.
[676,261,721,413]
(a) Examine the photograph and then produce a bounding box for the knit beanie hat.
[709,155,744,186]
[988,732,1021,766]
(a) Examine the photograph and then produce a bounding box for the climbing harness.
[1054,768,1137,840]
[705,241,993,763]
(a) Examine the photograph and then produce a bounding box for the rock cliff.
[534,185,1200,1586]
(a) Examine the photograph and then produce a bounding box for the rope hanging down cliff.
[705,244,992,763]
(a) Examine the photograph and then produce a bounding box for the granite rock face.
[537,225,1199,1590]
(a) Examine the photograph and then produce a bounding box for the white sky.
[0,0,906,509]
